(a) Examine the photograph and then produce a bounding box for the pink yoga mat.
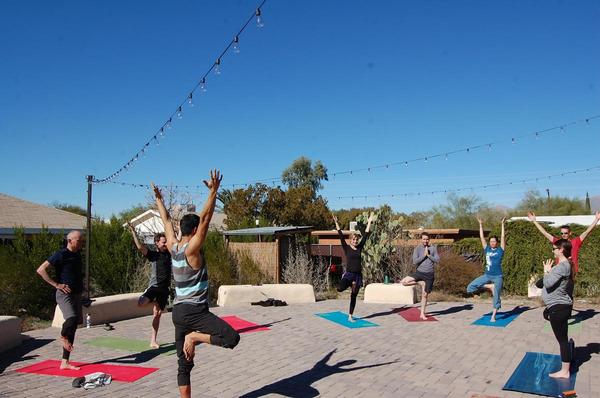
[15,360,158,382]
[221,315,270,333]
[397,307,437,322]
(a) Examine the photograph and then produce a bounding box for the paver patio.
[1,299,598,397]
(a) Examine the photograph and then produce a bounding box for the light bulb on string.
[188,93,194,107]
[444,153,448,160]
[511,137,515,144]
[233,36,240,54]
[200,78,207,92]
[214,59,221,75]
[159,127,165,138]
[487,144,492,151]
[166,118,173,130]
[256,8,264,28]
[177,106,183,119]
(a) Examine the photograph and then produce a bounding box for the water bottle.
[384,275,389,284]
[86,313,91,329]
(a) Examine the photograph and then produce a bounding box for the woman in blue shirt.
[466,217,506,322]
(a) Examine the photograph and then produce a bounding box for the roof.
[510,215,599,227]
[223,226,313,236]
[125,209,227,238]
[0,192,86,236]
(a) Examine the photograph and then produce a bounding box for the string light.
[256,8,264,28]
[223,114,598,188]
[214,58,221,75]
[334,164,600,200]
[92,0,268,184]
[233,36,240,54]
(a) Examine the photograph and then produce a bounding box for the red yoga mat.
[15,360,158,382]
[221,315,270,333]
[397,307,437,322]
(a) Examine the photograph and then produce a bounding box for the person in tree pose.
[401,232,440,320]
[466,217,506,322]
[332,213,374,322]
[153,170,240,398]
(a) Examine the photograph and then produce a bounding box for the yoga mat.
[503,352,577,397]
[315,311,378,328]
[85,337,176,355]
[15,359,158,382]
[397,307,437,322]
[221,315,270,333]
[472,311,521,327]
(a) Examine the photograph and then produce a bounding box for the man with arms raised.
[153,170,239,398]
[127,225,171,349]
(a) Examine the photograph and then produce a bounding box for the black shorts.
[410,271,435,293]
[141,286,169,310]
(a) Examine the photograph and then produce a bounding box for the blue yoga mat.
[315,311,379,328]
[471,310,522,327]
[503,352,577,397]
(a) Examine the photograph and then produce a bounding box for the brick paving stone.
[0,300,598,397]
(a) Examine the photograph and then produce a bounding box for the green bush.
[90,217,141,296]
[0,229,64,318]
[203,230,270,304]
[577,228,600,296]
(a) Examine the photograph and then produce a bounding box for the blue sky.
[1,0,599,218]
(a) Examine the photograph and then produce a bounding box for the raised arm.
[185,170,222,269]
[500,217,506,250]
[476,216,487,249]
[579,211,600,242]
[527,211,554,242]
[332,214,348,249]
[127,221,148,256]
[152,183,177,249]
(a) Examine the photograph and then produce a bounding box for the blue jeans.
[467,274,503,309]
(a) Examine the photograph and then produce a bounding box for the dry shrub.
[282,242,328,298]
[434,251,481,295]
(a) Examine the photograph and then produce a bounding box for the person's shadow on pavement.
[239,348,397,398]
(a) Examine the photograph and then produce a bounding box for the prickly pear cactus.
[355,205,404,284]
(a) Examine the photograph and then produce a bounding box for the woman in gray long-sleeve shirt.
[542,238,575,379]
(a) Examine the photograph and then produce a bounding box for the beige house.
[0,193,86,241]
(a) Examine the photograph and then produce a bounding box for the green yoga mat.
[543,316,583,333]
[85,336,177,355]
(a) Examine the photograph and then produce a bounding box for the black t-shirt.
[338,230,370,273]
[47,248,84,294]
[145,250,172,290]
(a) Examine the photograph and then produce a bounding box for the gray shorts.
[56,290,83,323]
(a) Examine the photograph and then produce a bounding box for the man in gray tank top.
[153,170,239,398]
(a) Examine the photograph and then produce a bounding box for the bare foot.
[420,314,428,320]
[60,362,80,370]
[490,317,496,322]
[60,336,73,352]
[348,315,355,323]
[183,335,196,361]
[549,370,570,379]
[150,341,160,349]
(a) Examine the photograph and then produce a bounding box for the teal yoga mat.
[503,352,577,397]
[315,311,379,328]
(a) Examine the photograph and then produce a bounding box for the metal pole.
[86,175,93,300]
